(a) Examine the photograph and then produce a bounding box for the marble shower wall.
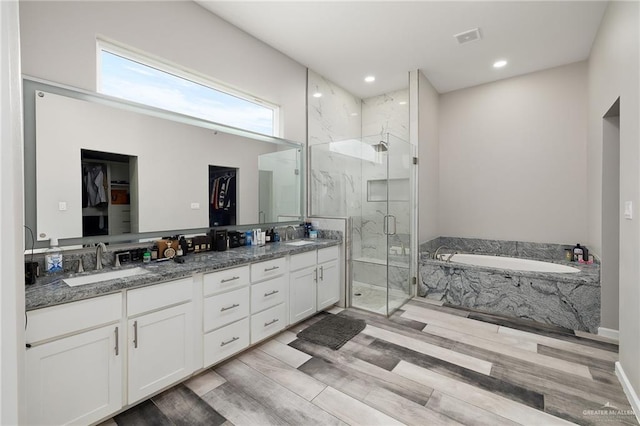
[308,70,411,288]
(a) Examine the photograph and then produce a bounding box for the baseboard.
[616,362,640,423]
[598,327,619,340]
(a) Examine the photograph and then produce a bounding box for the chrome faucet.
[285,225,297,241]
[433,245,457,262]
[95,242,107,270]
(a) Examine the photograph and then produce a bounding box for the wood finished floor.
[103,300,638,426]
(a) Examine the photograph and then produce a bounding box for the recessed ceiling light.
[350,112,359,116]
[312,92,322,98]
[398,101,407,105]
[493,60,508,68]
[364,75,375,83]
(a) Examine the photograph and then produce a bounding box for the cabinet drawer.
[251,257,287,282]
[203,265,250,296]
[204,318,250,367]
[203,287,250,332]
[127,277,193,317]
[251,275,287,314]
[26,293,122,344]
[251,303,286,344]
[318,245,339,264]
[290,250,316,271]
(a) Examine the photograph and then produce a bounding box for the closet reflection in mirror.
[81,150,137,237]
[209,166,237,227]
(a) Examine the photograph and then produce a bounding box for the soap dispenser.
[45,237,63,273]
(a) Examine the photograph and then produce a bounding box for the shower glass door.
[385,134,414,315]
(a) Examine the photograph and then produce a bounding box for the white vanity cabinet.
[290,245,341,324]
[250,257,289,344]
[316,246,340,310]
[25,294,123,426]
[202,265,251,367]
[126,277,196,404]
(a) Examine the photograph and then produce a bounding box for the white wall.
[19,1,307,142]
[417,71,439,243]
[438,61,588,244]
[587,0,640,407]
[0,1,25,423]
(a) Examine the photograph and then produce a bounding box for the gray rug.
[297,314,366,350]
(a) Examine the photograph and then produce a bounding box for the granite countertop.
[26,238,340,311]
[419,253,600,286]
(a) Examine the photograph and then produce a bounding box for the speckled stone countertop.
[26,239,340,311]
[419,253,600,286]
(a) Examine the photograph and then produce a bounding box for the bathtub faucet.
[433,246,457,262]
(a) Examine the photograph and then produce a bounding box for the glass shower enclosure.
[310,134,414,316]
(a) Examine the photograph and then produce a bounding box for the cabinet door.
[25,324,122,426]
[317,259,340,310]
[289,266,317,324]
[128,303,194,404]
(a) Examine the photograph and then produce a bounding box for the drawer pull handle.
[264,290,279,297]
[221,276,240,283]
[133,321,138,349]
[314,268,318,283]
[264,318,279,327]
[220,303,240,312]
[320,266,324,280]
[264,266,280,272]
[220,336,240,347]
[114,326,119,356]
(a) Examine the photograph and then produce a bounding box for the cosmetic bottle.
[572,243,583,262]
[45,238,63,273]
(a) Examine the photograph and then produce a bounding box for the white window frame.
[96,39,280,137]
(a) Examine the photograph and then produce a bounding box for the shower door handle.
[383,215,397,235]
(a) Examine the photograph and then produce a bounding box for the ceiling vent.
[454,28,481,45]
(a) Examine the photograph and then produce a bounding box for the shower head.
[372,141,388,152]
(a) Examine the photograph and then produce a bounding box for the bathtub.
[438,253,580,274]
[420,247,600,332]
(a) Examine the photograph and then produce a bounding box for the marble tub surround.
[419,237,601,333]
[420,236,596,263]
[26,237,340,311]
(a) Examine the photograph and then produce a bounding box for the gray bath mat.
[297,314,366,350]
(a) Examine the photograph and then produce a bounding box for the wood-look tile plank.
[339,309,457,349]
[544,390,639,426]
[589,366,621,385]
[393,360,577,425]
[273,330,298,345]
[258,338,312,368]
[490,363,634,410]
[298,356,374,400]
[327,306,345,314]
[152,384,227,426]
[362,324,493,375]
[216,359,344,425]
[200,381,288,426]
[401,308,538,351]
[290,338,434,404]
[312,386,405,426]
[238,349,326,401]
[465,310,619,352]
[363,386,464,426]
[537,344,616,371]
[422,323,593,379]
[403,302,500,333]
[113,399,173,426]
[499,326,619,362]
[409,296,445,307]
[387,309,429,330]
[183,369,226,397]
[367,338,544,410]
[575,329,619,345]
[426,390,519,426]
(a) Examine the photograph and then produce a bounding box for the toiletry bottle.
[573,244,583,262]
[151,244,159,260]
[45,238,64,273]
[265,229,271,243]
[143,249,151,263]
[274,229,280,242]
[245,231,252,246]
[582,246,589,263]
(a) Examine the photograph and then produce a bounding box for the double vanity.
[24,238,341,425]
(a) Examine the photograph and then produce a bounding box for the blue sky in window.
[100,51,274,135]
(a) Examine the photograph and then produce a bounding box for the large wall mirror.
[24,78,304,248]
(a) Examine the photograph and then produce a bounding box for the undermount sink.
[285,240,316,246]
[63,267,150,287]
